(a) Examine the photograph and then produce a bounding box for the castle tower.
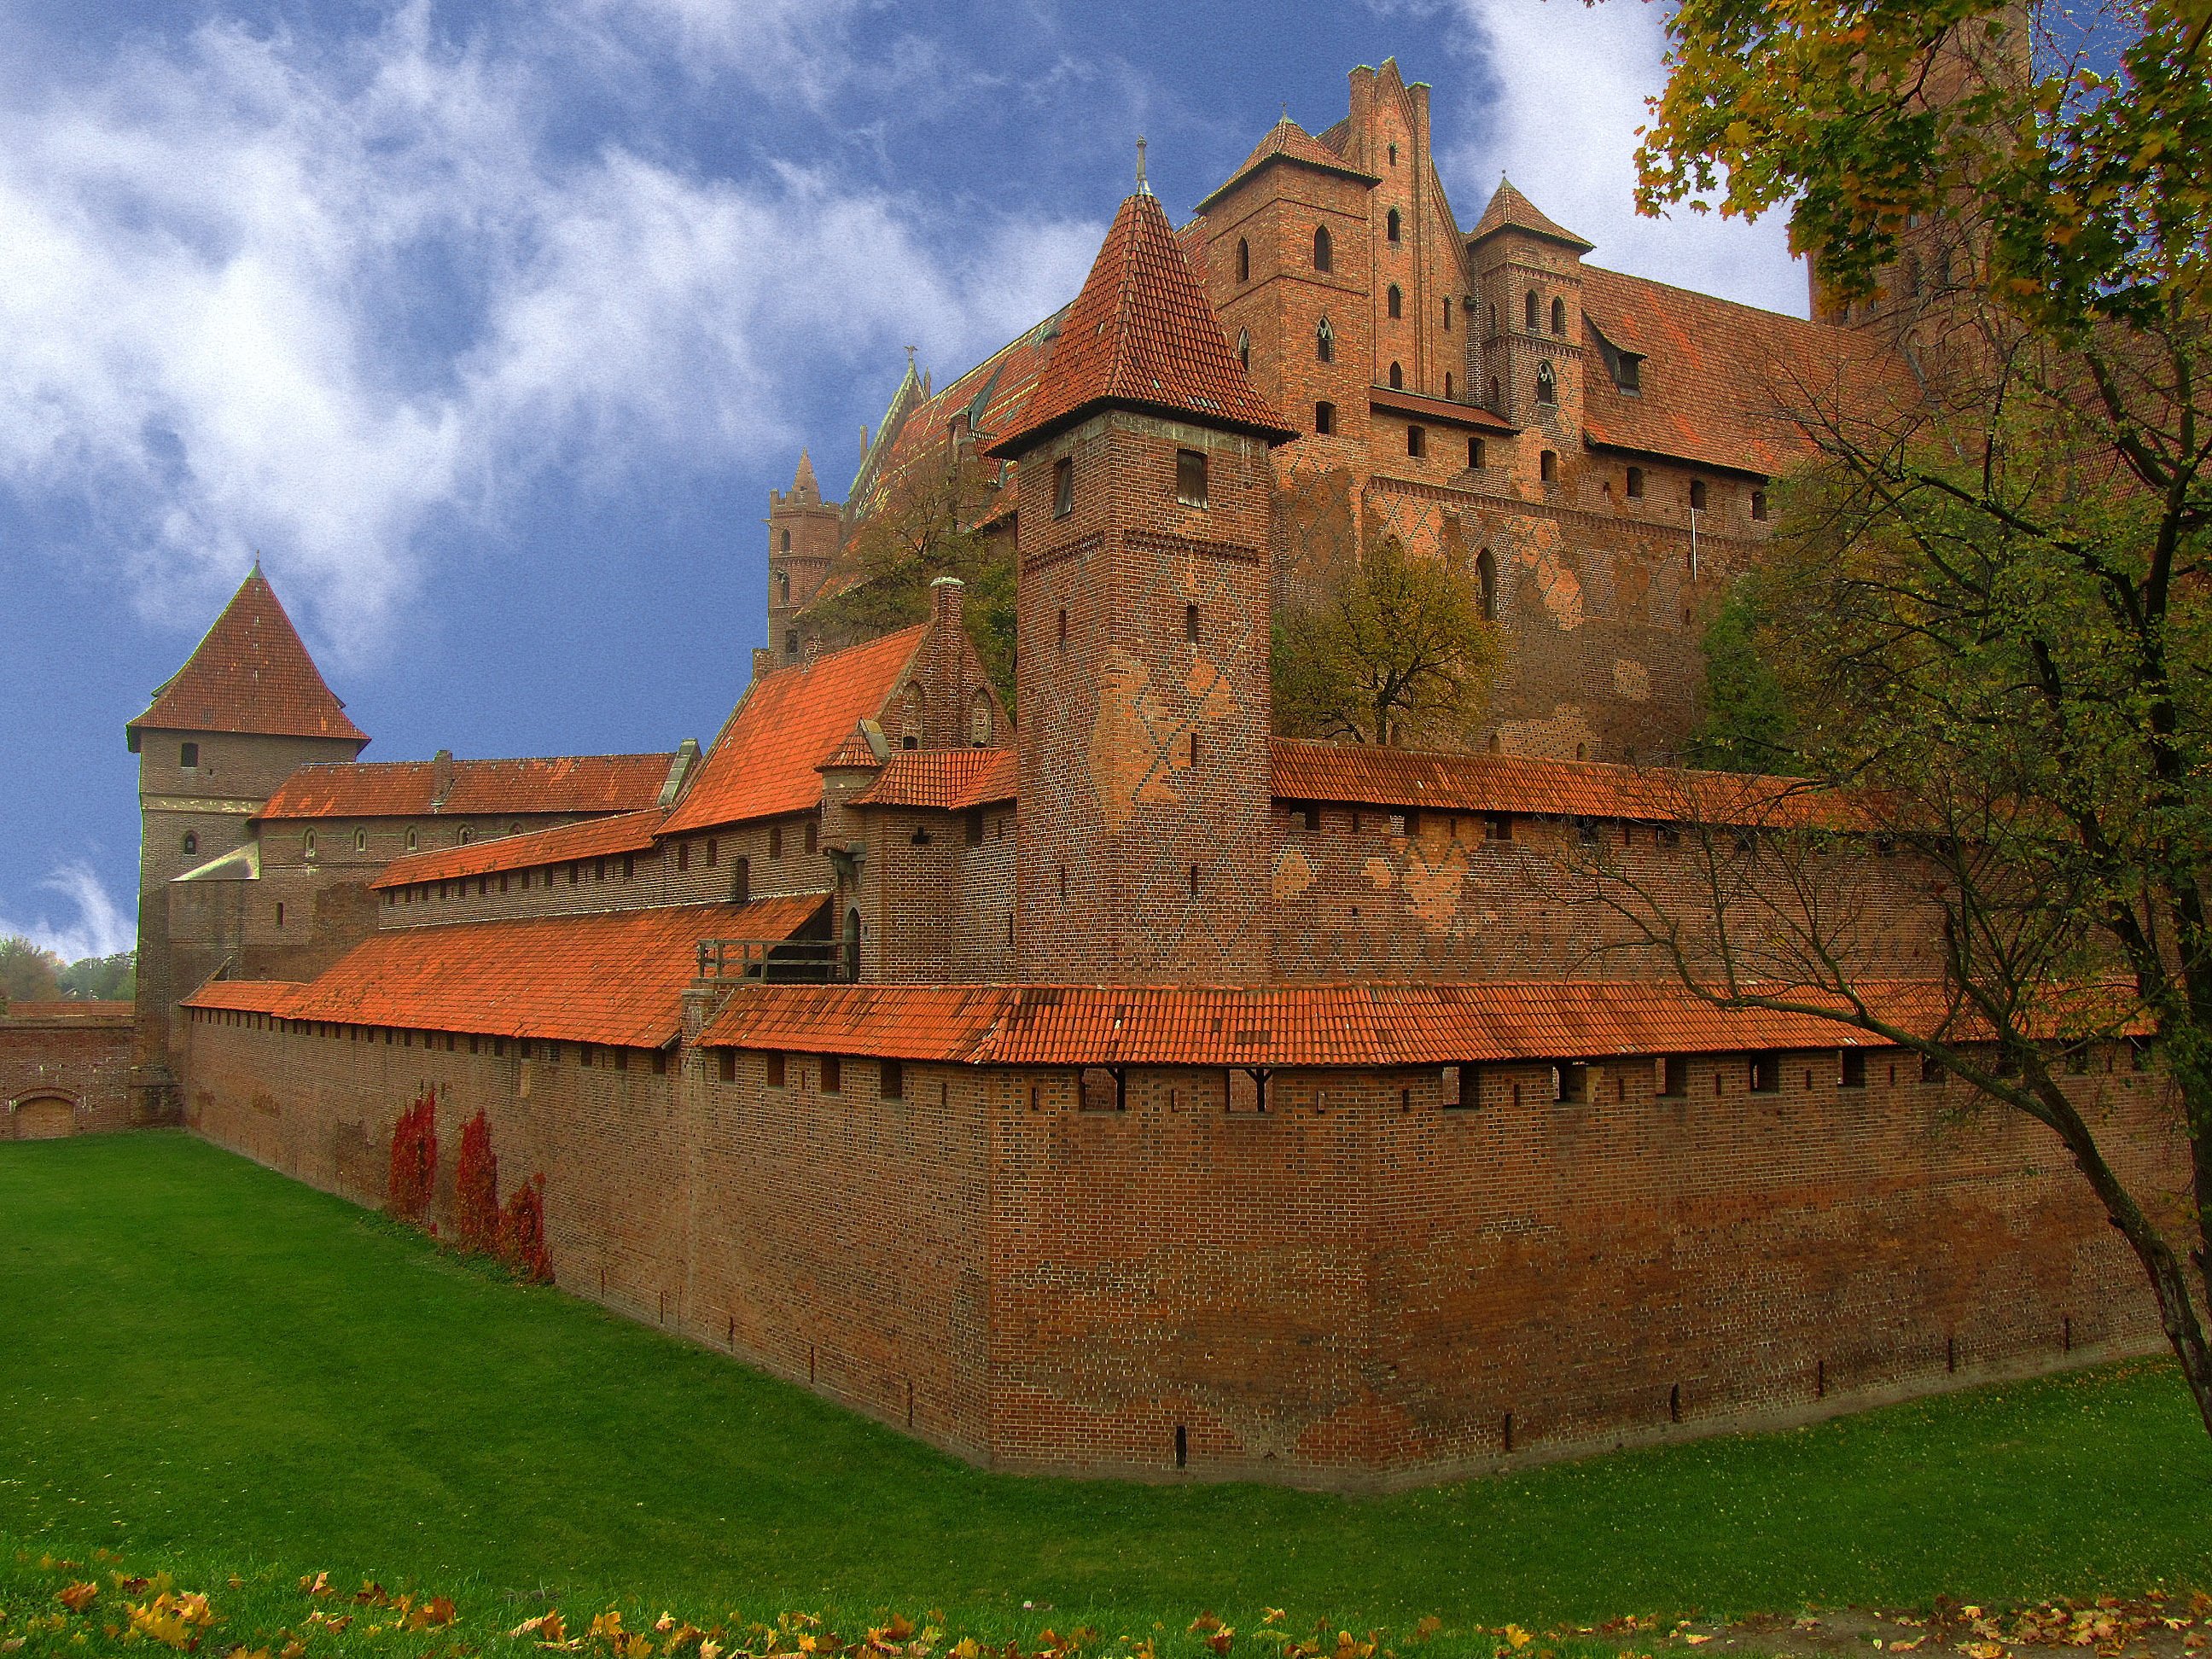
[1342,60,1467,405]
[1468,179,1592,492]
[767,451,841,662]
[125,568,367,1103]
[987,176,1297,983]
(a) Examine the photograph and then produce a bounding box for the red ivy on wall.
[454,1109,499,1254]
[387,1087,439,1225]
[498,1174,552,1284]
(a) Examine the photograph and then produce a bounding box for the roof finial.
[1135,135,1150,196]
[1281,100,1289,122]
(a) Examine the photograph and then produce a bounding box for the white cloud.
[1423,0,1807,317]
[0,862,135,963]
[0,3,1100,664]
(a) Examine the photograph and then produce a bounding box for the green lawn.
[2,1131,2207,1653]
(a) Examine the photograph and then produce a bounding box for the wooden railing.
[695,937,852,984]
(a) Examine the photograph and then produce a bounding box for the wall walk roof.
[128,568,367,750]
[258,753,676,822]
[660,627,928,835]
[987,188,1297,457]
[700,980,1964,1066]
[851,748,1017,812]
[183,899,819,1049]
[370,808,664,891]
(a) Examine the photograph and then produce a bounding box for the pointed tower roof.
[987,188,1297,458]
[1194,116,1378,212]
[127,568,367,753]
[1468,178,1594,253]
[791,450,821,504]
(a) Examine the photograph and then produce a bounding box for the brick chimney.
[753,647,774,681]
[431,748,455,811]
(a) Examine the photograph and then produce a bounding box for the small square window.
[1468,436,1485,469]
[1840,1050,1868,1089]
[1554,1062,1590,1104]
[821,1054,842,1093]
[1658,1055,1690,1097]
[179,742,199,769]
[1175,449,1208,507]
[1080,1067,1123,1112]
[1314,401,1336,435]
[1749,1052,1780,1093]
[880,1059,905,1100]
[1406,424,1425,458]
[765,1051,786,1087]
[718,1050,736,1083]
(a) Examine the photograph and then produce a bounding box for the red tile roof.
[129,568,367,749]
[1467,178,1593,253]
[988,189,1297,457]
[820,727,887,771]
[1368,385,1515,434]
[1578,266,1895,478]
[369,809,663,891]
[851,748,1016,812]
[183,899,818,1048]
[660,627,926,835]
[257,753,675,822]
[1195,118,1379,212]
[700,979,1965,1066]
[848,317,1068,517]
[1269,737,1854,828]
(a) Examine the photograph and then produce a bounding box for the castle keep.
[74,61,2181,1487]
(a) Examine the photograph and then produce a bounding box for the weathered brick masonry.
[3,1003,136,1138]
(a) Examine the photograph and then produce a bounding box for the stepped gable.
[256,753,675,821]
[1194,116,1378,212]
[1578,267,1892,479]
[987,186,1297,457]
[698,979,1963,1067]
[184,897,824,1048]
[370,808,663,891]
[852,748,1016,812]
[1467,178,1594,253]
[127,568,367,750]
[660,626,928,835]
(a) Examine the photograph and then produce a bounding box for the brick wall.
[2,1005,136,1138]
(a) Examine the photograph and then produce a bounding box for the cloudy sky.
[0,0,1802,962]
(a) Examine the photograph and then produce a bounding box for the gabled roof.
[660,626,928,835]
[987,189,1296,457]
[1194,118,1379,212]
[256,753,676,822]
[851,748,1016,812]
[1467,178,1594,253]
[1577,266,1893,479]
[698,980,1959,1066]
[370,808,664,891]
[183,899,818,1049]
[128,568,367,750]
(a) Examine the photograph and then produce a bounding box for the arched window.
[1315,317,1334,363]
[731,856,750,905]
[1236,328,1249,370]
[779,527,791,551]
[1535,361,1557,404]
[1386,207,1401,242]
[1525,290,1540,329]
[843,907,862,983]
[1691,479,1709,510]
[354,827,367,852]
[1442,296,1452,331]
[303,829,317,858]
[1313,225,1332,271]
[1314,401,1336,434]
[405,828,419,853]
[1489,375,1501,408]
[1388,361,1404,389]
[1476,548,1498,621]
[1387,284,1402,319]
[1444,371,1453,399]
[457,826,472,845]
[181,831,197,857]
[775,569,789,603]
[1237,238,1250,282]
[1551,296,1567,335]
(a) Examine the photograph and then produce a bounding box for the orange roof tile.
[1467,178,1593,253]
[660,628,926,835]
[183,899,821,1047]
[257,753,675,822]
[847,315,1068,519]
[987,189,1296,457]
[369,809,663,891]
[1369,385,1515,434]
[1269,737,1854,828]
[1195,118,1378,212]
[851,748,1016,812]
[129,568,367,749]
[820,727,887,771]
[700,980,1968,1066]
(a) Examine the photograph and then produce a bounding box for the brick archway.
[9,1093,78,1140]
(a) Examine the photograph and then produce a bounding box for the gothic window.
[1175,448,1208,507]
[1313,225,1332,271]
[1551,296,1567,335]
[1406,424,1425,458]
[1386,207,1401,242]
[1388,361,1404,389]
[181,831,197,856]
[1627,466,1644,499]
[1237,237,1250,282]
[1236,328,1249,370]
[779,527,791,551]
[457,826,472,845]
[1388,142,1399,166]
[1489,375,1501,408]
[1442,296,1452,330]
[1444,371,1453,399]
[1315,317,1334,362]
[1388,283,1402,319]
[1314,400,1336,434]
[1535,361,1557,404]
[1477,548,1497,620]
[405,828,419,852]
[303,829,317,858]
[1052,456,1074,518]
[1526,290,1540,329]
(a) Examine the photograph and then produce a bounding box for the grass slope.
[3,1132,2208,1633]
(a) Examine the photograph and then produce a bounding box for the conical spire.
[127,568,367,752]
[792,449,820,503]
[1469,177,1593,253]
[987,187,1295,458]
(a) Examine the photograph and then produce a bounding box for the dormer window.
[1617,353,1643,393]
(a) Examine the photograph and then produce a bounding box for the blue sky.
[0,0,1802,962]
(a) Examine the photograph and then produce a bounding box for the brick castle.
[20,60,2182,1487]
